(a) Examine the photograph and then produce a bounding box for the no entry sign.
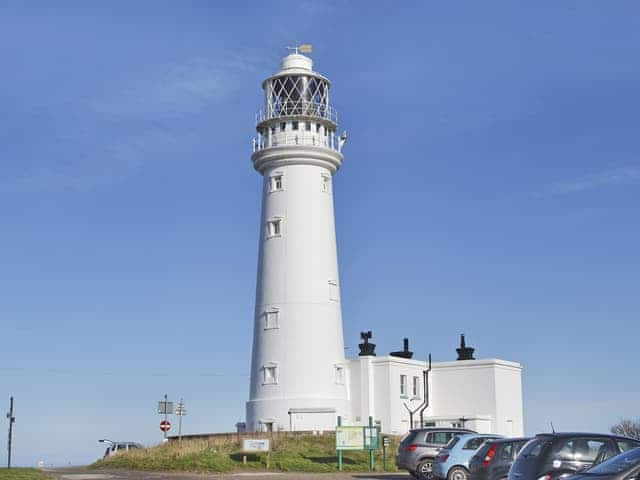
[160,420,171,432]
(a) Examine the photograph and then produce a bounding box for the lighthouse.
[246,48,350,432]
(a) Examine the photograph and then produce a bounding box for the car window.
[429,431,455,444]
[514,441,529,455]
[617,440,640,452]
[552,438,609,462]
[520,438,551,458]
[500,443,514,461]
[447,436,461,448]
[464,438,488,450]
[588,447,640,475]
[128,444,140,450]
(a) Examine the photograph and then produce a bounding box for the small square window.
[280,122,286,132]
[335,366,345,385]
[271,175,283,192]
[292,121,299,130]
[265,310,279,329]
[263,365,277,384]
[305,122,311,131]
[322,175,331,193]
[328,280,339,301]
[400,375,407,396]
[267,219,282,237]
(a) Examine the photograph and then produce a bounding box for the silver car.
[397,428,476,479]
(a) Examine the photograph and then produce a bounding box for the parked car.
[507,433,640,480]
[469,437,531,480]
[569,447,640,480]
[100,440,144,458]
[432,433,504,480]
[397,428,477,479]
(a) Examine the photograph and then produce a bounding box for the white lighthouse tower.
[246,48,349,432]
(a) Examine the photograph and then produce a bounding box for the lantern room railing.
[252,132,340,153]
[256,102,338,125]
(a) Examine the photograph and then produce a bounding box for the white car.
[99,439,143,458]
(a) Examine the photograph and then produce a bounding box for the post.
[382,436,387,471]
[163,394,168,440]
[337,415,343,471]
[6,396,15,469]
[368,416,374,471]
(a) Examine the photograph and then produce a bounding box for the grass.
[0,469,53,480]
[93,433,402,473]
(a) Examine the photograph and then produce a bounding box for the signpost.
[382,436,390,470]
[242,439,271,468]
[157,394,173,440]
[175,399,186,441]
[335,416,379,471]
[6,397,15,469]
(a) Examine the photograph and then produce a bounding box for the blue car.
[432,433,503,480]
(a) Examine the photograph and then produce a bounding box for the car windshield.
[587,447,640,475]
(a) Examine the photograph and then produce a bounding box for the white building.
[246,49,524,437]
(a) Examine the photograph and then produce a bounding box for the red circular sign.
[160,420,171,432]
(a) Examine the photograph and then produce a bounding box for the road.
[47,468,411,480]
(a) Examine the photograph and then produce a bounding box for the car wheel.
[418,459,434,480]
[447,466,469,480]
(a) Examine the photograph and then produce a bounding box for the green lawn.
[93,434,402,473]
[0,469,53,480]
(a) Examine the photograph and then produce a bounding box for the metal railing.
[256,102,338,124]
[252,132,339,153]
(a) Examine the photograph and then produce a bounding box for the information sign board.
[243,438,271,453]
[336,426,365,450]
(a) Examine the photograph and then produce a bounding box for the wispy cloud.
[90,54,263,119]
[1,53,264,193]
[544,166,640,196]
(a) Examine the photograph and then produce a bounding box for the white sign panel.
[243,439,271,452]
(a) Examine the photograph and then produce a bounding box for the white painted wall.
[344,356,524,436]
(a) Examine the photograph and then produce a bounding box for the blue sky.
[1,0,639,466]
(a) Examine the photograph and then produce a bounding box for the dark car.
[507,433,640,480]
[469,437,531,480]
[569,447,640,480]
[397,428,477,479]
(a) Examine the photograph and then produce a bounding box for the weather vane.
[286,44,312,55]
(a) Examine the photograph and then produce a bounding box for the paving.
[46,467,410,480]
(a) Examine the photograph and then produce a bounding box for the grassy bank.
[93,434,401,473]
[0,469,53,480]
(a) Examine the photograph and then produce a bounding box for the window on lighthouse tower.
[267,218,282,237]
[270,174,283,192]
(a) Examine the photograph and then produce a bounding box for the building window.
[328,280,339,301]
[400,375,407,396]
[270,174,283,192]
[322,175,331,193]
[451,422,463,428]
[413,376,420,397]
[267,219,282,237]
[264,309,279,330]
[335,366,345,385]
[305,121,311,131]
[280,122,286,132]
[292,121,299,130]
[316,123,321,133]
[271,127,276,135]
[263,365,278,384]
